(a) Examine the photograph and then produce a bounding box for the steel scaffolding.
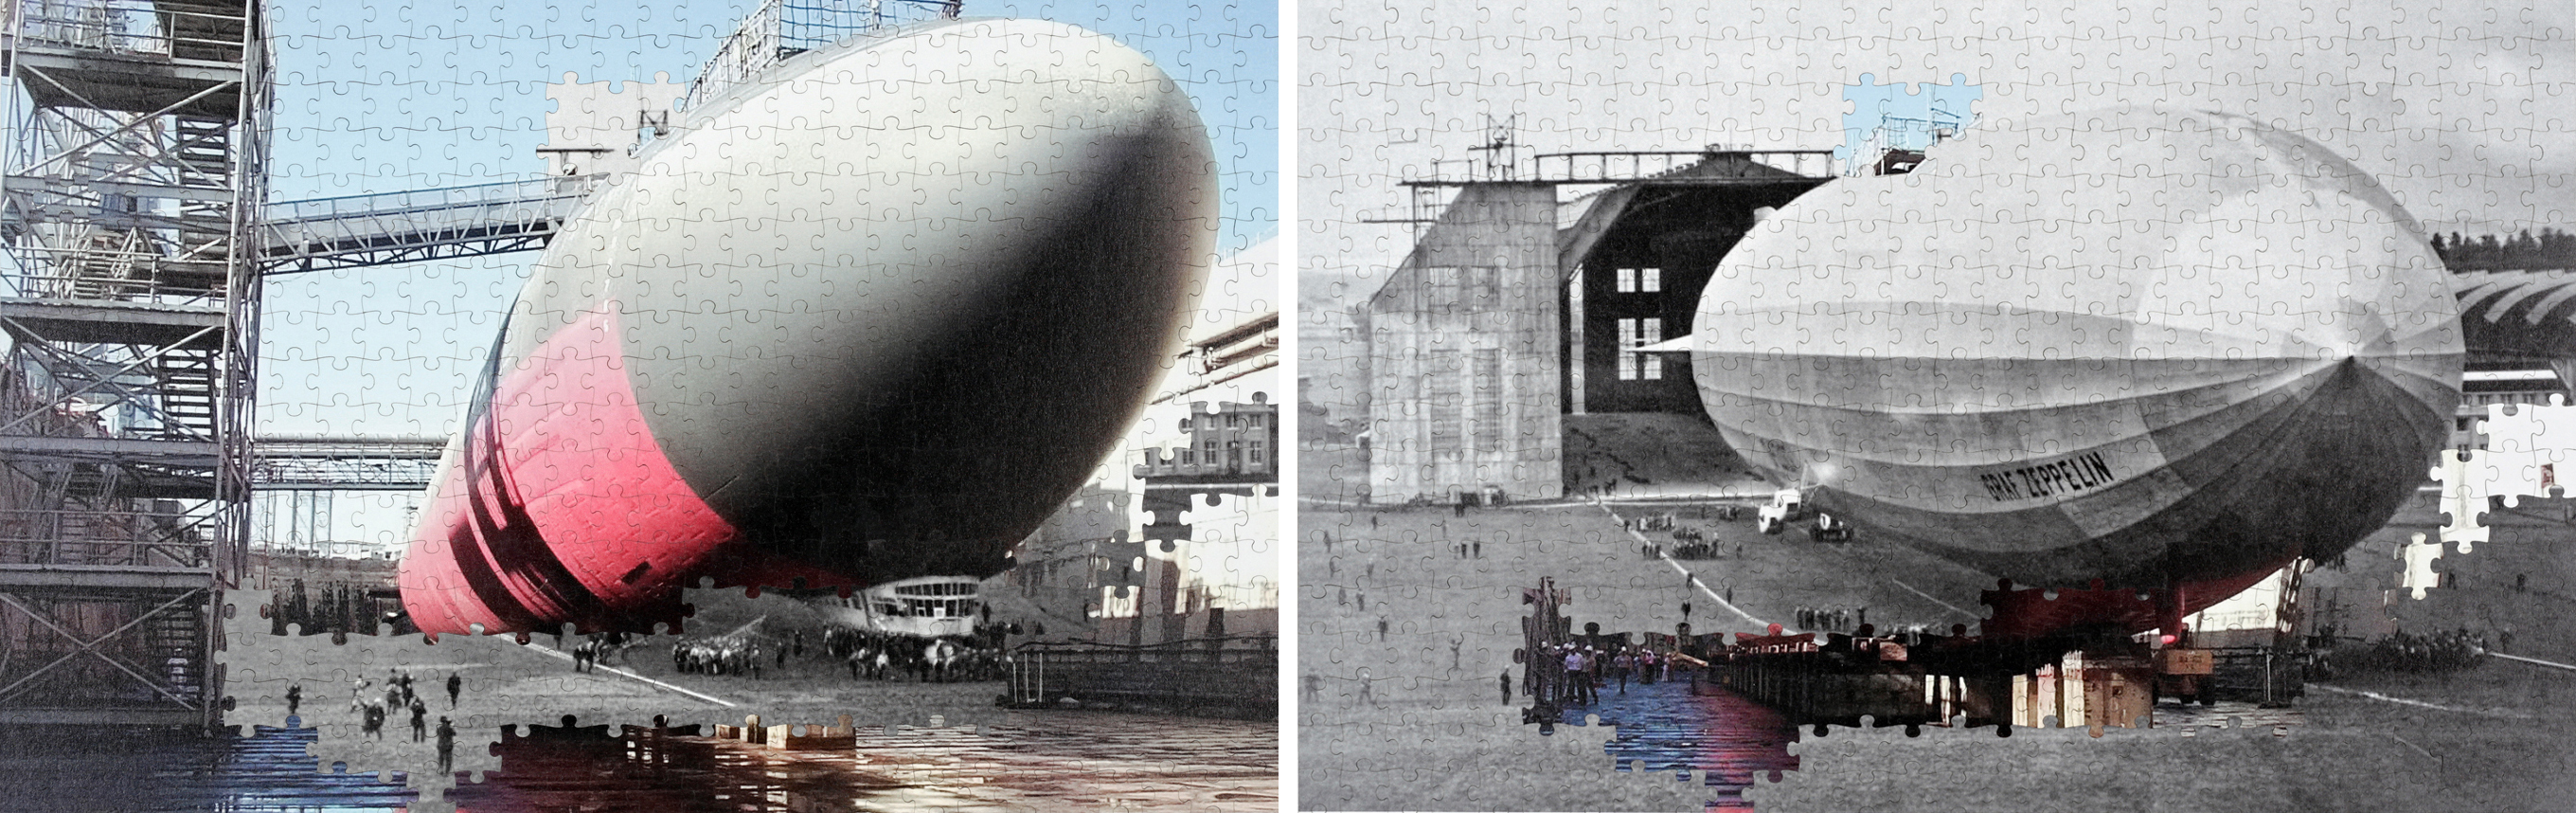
[0,0,270,729]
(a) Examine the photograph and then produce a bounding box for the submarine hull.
[397,18,1217,636]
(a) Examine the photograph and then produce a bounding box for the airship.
[396,17,1217,637]
[1691,107,2463,636]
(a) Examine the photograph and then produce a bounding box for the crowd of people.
[671,636,771,678]
[2314,628,2491,677]
[659,626,1008,683]
[1795,605,1867,632]
[328,669,462,771]
[572,632,636,672]
[823,628,1005,682]
[1530,641,1695,706]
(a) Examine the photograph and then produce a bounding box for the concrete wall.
[1296,304,1368,446]
[1366,183,1563,502]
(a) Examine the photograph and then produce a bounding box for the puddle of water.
[0,720,416,812]
[1553,679,1800,810]
[446,714,1276,812]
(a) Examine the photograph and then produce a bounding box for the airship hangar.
[1329,147,1837,504]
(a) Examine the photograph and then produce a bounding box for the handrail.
[1013,635,1278,653]
[1530,150,1837,183]
[9,4,250,60]
[262,175,604,221]
[680,0,955,111]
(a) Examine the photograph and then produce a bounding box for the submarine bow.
[397,18,1218,636]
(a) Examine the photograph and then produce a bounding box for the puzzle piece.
[0,0,1273,809]
[1305,3,2571,811]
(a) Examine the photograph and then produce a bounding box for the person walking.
[285,683,301,717]
[409,698,428,742]
[1559,648,1576,704]
[445,673,460,709]
[435,717,456,772]
[1499,670,1513,705]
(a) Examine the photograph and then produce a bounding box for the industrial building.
[1358,149,1832,503]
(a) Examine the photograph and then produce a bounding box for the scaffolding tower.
[0,0,270,728]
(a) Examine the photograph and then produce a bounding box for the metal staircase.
[0,0,270,729]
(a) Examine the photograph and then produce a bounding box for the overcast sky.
[1298,0,2574,299]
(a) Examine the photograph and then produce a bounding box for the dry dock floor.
[216,590,1276,812]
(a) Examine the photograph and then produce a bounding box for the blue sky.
[1836,74,1981,172]
[256,0,1276,551]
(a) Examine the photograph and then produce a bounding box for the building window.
[1640,317,1663,380]
[1641,267,1660,293]
[1618,318,1637,382]
[1472,349,1503,451]
[1181,448,1195,465]
[1428,349,1463,448]
[1616,267,1637,293]
[1617,318,1637,380]
[1247,441,1264,463]
[1425,265,1501,313]
[1617,318,1663,381]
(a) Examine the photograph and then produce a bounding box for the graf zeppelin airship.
[397,17,1216,637]
[1693,107,2463,634]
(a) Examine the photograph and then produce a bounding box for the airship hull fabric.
[1693,107,2463,593]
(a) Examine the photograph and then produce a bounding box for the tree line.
[2431,228,2576,272]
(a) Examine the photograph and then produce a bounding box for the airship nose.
[2297,291,2464,420]
[581,19,1219,585]
[401,19,1220,635]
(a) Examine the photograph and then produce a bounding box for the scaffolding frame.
[0,0,270,729]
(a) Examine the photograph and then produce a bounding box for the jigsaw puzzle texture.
[1300,1,2576,811]
[0,0,1276,810]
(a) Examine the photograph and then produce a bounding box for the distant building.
[1013,298,1283,648]
[999,484,1129,641]
[1360,151,1832,503]
[1297,303,1368,448]
[1366,183,1565,503]
[1134,399,1279,482]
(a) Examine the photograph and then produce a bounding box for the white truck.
[1755,489,1805,534]
[1756,488,1853,540]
